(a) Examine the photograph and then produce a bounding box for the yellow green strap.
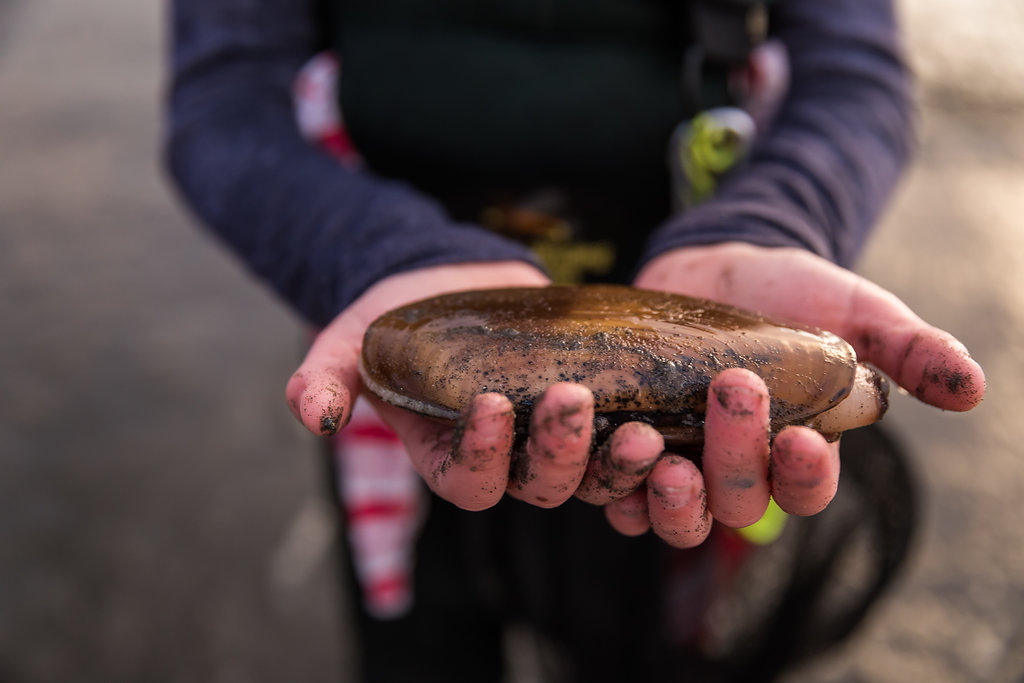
[736,497,789,545]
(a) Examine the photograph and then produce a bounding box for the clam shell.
[359,285,869,446]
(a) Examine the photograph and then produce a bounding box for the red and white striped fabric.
[293,51,362,166]
[330,398,426,619]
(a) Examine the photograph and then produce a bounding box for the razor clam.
[359,285,887,447]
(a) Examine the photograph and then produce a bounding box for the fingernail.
[649,456,698,508]
[649,454,704,510]
[650,484,693,510]
[453,394,514,461]
[769,431,801,465]
[602,423,658,473]
[772,440,826,489]
[712,384,765,421]
[466,393,515,425]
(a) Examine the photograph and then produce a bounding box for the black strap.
[683,0,770,112]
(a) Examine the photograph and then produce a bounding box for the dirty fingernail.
[713,384,765,421]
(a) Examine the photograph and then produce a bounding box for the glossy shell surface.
[359,285,859,445]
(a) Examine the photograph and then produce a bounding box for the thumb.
[640,244,986,412]
[285,314,365,436]
[845,300,986,412]
[283,261,550,436]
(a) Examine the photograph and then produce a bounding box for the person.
[165,1,986,680]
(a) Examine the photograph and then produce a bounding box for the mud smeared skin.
[319,415,339,435]
[360,285,886,447]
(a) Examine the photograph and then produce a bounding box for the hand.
[284,262,666,512]
[618,242,986,548]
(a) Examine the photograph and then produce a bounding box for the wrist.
[347,261,550,329]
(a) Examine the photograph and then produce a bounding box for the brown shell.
[359,285,859,446]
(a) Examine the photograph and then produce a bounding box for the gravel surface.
[1,1,1021,681]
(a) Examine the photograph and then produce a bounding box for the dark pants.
[329,424,917,683]
[332,485,723,682]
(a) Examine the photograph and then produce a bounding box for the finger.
[284,260,550,437]
[604,487,651,537]
[286,369,354,436]
[575,421,664,505]
[647,455,712,548]
[770,425,840,516]
[285,320,364,436]
[507,383,594,508]
[702,368,772,528]
[852,322,985,412]
[777,252,985,411]
[374,392,515,511]
[809,269,985,411]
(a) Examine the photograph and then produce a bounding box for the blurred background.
[0,1,1021,681]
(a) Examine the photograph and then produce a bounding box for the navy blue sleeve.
[163,0,542,328]
[640,0,914,270]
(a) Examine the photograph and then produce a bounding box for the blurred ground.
[0,1,1022,682]
[0,2,347,681]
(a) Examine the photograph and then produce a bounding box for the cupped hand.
[622,242,986,548]
[285,262,547,438]
[284,261,665,513]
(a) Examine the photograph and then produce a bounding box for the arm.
[641,0,914,268]
[164,0,542,328]
[620,1,984,545]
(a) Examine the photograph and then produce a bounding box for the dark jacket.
[165,0,913,327]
